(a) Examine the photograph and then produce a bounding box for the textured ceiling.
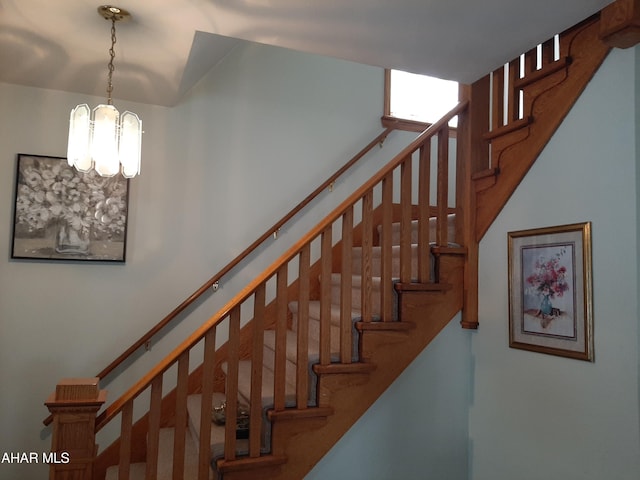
[0,0,613,106]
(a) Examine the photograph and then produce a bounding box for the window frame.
[382,69,460,133]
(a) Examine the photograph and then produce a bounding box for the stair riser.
[379,215,456,246]
[351,214,455,278]
[351,245,419,278]
[352,247,437,282]
[263,344,300,385]
[290,313,341,352]
[329,280,383,315]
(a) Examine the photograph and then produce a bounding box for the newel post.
[45,378,107,480]
[456,77,490,329]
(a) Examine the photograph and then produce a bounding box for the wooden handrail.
[43,128,394,428]
[93,101,467,431]
[96,128,393,382]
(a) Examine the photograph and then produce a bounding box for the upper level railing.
[487,33,567,139]
[472,14,608,241]
[91,101,467,479]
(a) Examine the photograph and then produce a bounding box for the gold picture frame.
[508,222,594,361]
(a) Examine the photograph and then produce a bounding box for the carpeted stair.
[104,215,453,479]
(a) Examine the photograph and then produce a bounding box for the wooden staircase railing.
[86,101,468,479]
[43,128,394,428]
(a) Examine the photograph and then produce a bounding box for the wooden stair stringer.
[230,253,465,480]
[475,15,611,240]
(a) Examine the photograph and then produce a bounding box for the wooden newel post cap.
[46,378,107,408]
[45,379,107,480]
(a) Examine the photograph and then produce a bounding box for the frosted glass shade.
[92,104,120,177]
[67,103,142,178]
[67,104,92,172]
[119,111,142,178]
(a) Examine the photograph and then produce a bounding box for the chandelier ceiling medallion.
[67,5,142,178]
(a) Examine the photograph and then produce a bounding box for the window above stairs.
[383,70,459,131]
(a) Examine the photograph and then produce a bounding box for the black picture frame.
[11,154,129,262]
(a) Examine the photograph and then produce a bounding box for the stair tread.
[263,329,322,364]
[222,360,298,408]
[267,406,335,422]
[394,282,452,292]
[377,214,456,245]
[350,243,426,280]
[355,320,416,331]
[187,393,250,461]
[351,243,415,254]
[216,454,288,474]
[263,328,345,360]
[105,427,211,480]
[187,392,227,452]
[329,272,383,287]
[312,361,377,375]
[289,300,362,323]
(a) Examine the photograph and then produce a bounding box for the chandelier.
[67,5,142,178]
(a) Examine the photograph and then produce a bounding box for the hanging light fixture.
[67,5,142,178]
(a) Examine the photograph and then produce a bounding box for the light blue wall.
[469,47,640,480]
[0,85,174,480]
[306,315,470,480]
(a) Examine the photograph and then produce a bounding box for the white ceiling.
[0,0,613,107]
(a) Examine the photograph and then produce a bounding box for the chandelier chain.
[106,17,117,105]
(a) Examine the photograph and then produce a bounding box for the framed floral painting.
[508,222,594,361]
[11,154,129,262]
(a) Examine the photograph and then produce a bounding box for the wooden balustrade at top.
[474,13,612,241]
